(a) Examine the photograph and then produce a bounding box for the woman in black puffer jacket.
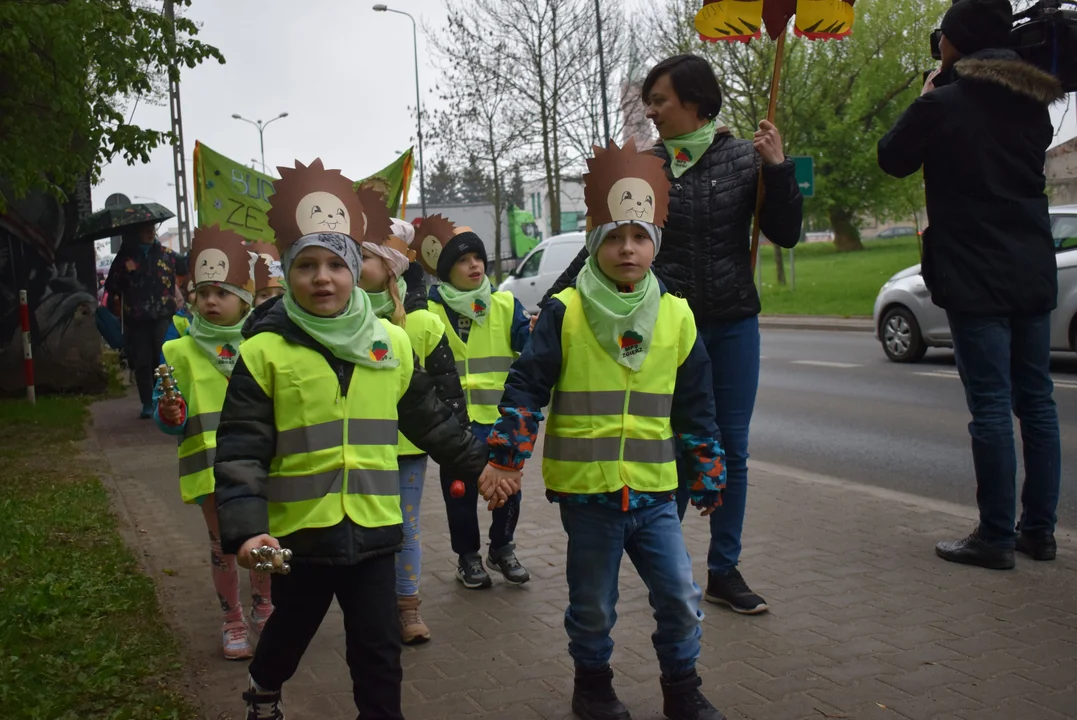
[540,54,803,615]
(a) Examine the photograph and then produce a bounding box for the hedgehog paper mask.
[583,137,671,230]
[190,225,257,298]
[266,159,367,251]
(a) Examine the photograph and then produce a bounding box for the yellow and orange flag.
[695,0,855,43]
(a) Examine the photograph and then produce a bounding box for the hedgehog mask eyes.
[608,178,657,223]
[296,191,351,236]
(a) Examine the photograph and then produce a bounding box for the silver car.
[873,205,1077,362]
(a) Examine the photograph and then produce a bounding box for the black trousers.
[124,316,170,405]
[249,554,402,719]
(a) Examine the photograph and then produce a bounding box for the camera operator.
[878,0,1065,571]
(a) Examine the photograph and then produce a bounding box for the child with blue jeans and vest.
[480,140,727,720]
[419,215,533,589]
[155,225,273,661]
[213,159,487,720]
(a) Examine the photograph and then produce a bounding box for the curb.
[760,315,875,333]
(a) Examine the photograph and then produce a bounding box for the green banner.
[355,148,414,218]
[194,141,277,243]
[509,206,540,257]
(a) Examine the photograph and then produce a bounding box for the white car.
[873,205,1077,362]
[499,232,586,313]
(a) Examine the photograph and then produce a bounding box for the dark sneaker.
[1016,531,1057,561]
[704,569,768,615]
[660,671,725,720]
[456,553,492,589]
[243,683,285,720]
[572,665,631,720]
[935,530,1014,570]
[487,542,531,585]
[139,402,153,419]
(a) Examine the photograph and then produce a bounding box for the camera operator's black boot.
[660,670,725,720]
[572,665,631,720]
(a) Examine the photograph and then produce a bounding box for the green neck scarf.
[575,257,660,372]
[283,286,398,369]
[189,310,247,378]
[366,277,407,320]
[438,275,493,326]
[663,119,717,178]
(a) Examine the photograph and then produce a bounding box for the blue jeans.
[438,422,521,557]
[947,312,1061,546]
[676,316,760,573]
[395,455,428,596]
[559,502,703,678]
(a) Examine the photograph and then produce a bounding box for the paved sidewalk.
[90,394,1077,720]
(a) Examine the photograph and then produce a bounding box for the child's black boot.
[572,665,631,720]
[660,670,725,720]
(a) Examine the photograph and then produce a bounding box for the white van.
[499,232,586,312]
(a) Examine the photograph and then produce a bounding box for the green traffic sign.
[790,155,814,198]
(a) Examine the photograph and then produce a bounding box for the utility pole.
[164,0,192,253]
[595,0,611,145]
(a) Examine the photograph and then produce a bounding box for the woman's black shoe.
[935,530,1014,570]
[1016,531,1056,561]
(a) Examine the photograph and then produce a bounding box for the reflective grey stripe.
[545,435,621,462]
[623,438,676,464]
[545,435,675,464]
[268,470,343,503]
[347,419,398,446]
[184,411,221,439]
[551,391,672,417]
[345,469,399,496]
[628,392,674,418]
[456,360,466,375]
[467,357,513,374]
[178,447,215,477]
[469,389,504,406]
[277,419,397,454]
[553,391,625,416]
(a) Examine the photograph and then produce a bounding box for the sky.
[95,0,1077,225]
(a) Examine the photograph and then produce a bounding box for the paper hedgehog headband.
[354,183,394,246]
[583,137,671,231]
[246,241,283,292]
[266,158,367,252]
[409,214,477,276]
[190,225,257,302]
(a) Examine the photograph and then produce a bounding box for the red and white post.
[19,289,35,404]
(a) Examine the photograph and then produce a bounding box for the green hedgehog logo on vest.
[471,298,487,317]
[369,340,390,362]
[619,330,644,359]
[217,343,237,360]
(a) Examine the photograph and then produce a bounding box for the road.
[753,329,1077,529]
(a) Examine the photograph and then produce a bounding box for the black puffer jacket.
[878,50,1064,316]
[214,295,487,564]
[540,132,803,322]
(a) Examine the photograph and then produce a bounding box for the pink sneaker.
[222,620,253,660]
[250,604,274,635]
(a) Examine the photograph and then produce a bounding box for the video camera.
[929,0,1077,93]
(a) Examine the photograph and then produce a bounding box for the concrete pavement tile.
[704,660,774,684]
[813,618,895,643]
[813,658,905,685]
[487,657,573,686]
[1009,637,1077,664]
[522,698,576,720]
[953,697,1071,720]
[877,687,987,719]
[814,637,904,663]
[735,693,847,720]
[402,692,485,719]
[941,649,1043,680]
[875,643,967,672]
[697,640,774,666]
[1033,687,1077,717]
[409,669,499,700]
[997,618,1076,645]
[746,650,836,677]
[950,672,1047,705]
[806,678,913,713]
[739,668,841,702]
[1014,661,1077,691]
[878,664,976,695]
[744,629,832,654]
[926,614,1005,639]
[938,630,1033,657]
[810,602,895,623]
[472,678,562,712]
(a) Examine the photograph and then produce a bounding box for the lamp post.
[373,4,427,219]
[594,0,610,145]
[231,112,289,174]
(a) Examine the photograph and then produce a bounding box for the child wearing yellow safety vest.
[418,214,533,590]
[155,225,273,662]
[212,159,487,720]
[479,139,728,720]
[357,209,471,646]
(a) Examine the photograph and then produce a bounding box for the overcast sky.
[95,0,1076,220]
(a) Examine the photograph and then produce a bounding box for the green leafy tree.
[425,158,461,204]
[0,0,225,211]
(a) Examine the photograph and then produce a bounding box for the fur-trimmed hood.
[955,50,1065,105]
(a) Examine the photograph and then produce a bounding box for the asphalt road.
[752,329,1077,529]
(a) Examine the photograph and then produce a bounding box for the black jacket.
[878,50,1064,316]
[540,132,804,322]
[213,295,488,564]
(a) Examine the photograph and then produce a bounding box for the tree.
[425,158,460,204]
[508,164,526,209]
[457,154,492,203]
[0,0,225,211]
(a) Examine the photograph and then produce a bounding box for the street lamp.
[373,4,427,219]
[594,0,610,145]
[231,112,289,174]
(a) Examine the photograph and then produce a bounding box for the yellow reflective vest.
[172,312,190,337]
[397,308,448,455]
[429,291,515,425]
[239,320,413,537]
[543,287,696,496]
[162,336,227,504]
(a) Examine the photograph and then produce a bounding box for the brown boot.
[398,594,431,645]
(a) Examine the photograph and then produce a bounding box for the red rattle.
[449,480,466,498]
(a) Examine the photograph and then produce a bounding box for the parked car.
[499,232,586,312]
[873,206,1077,362]
[873,226,920,239]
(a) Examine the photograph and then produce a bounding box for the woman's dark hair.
[641,54,723,119]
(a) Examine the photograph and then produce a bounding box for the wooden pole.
[749,29,787,273]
